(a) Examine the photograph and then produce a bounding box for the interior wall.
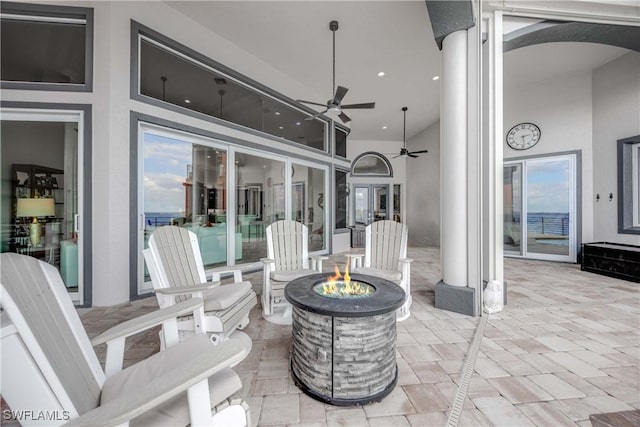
[503,69,594,244]
[592,52,640,244]
[406,121,440,246]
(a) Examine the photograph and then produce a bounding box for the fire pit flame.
[317,263,374,298]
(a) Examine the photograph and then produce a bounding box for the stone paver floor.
[80,247,640,426]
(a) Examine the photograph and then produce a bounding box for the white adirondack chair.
[350,220,413,321]
[145,225,257,346]
[261,220,327,324]
[0,253,251,426]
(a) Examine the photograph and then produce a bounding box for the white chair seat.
[204,281,252,311]
[271,268,318,282]
[352,267,402,283]
[145,226,257,344]
[102,334,242,426]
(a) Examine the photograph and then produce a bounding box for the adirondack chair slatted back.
[0,253,102,415]
[267,220,309,271]
[149,226,207,302]
[367,220,408,271]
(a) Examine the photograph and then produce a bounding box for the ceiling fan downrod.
[330,20,338,97]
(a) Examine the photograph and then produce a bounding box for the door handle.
[74,214,80,233]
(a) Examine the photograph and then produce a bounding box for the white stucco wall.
[503,70,594,245]
[592,52,640,244]
[406,121,440,247]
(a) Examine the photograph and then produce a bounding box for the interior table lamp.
[17,198,55,246]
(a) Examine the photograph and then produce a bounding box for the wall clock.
[506,122,541,150]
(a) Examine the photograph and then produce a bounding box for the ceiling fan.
[394,107,428,158]
[297,20,375,124]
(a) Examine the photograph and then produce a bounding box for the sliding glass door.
[1,109,86,303]
[504,154,577,262]
[138,123,330,294]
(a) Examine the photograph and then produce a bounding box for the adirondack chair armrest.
[310,255,329,272]
[399,258,414,264]
[154,282,220,296]
[63,337,248,427]
[260,257,275,265]
[350,254,364,269]
[207,265,245,283]
[90,298,205,347]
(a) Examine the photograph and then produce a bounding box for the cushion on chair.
[101,334,242,427]
[351,267,402,282]
[203,281,252,311]
[271,268,317,282]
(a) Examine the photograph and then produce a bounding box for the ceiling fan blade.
[341,102,376,109]
[304,109,328,120]
[338,111,351,123]
[297,99,328,107]
[409,149,429,154]
[333,86,349,104]
[392,153,402,159]
[408,153,419,158]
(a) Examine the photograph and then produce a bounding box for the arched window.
[351,152,393,177]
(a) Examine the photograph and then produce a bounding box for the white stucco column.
[440,30,468,287]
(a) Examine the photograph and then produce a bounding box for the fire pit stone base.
[286,273,405,406]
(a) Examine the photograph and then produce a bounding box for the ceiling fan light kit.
[297,20,375,124]
[393,106,429,159]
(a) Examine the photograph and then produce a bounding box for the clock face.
[506,123,541,150]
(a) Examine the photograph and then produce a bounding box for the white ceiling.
[165,1,631,141]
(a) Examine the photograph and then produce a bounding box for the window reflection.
[143,134,229,270]
[235,153,285,263]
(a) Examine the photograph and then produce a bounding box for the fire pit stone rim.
[285,273,406,317]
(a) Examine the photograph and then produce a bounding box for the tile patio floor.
[80,247,640,426]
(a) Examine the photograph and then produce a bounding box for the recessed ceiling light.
[382,125,388,130]
[275,111,281,115]
[185,99,191,103]
[432,75,440,81]
[377,71,385,77]
[296,122,301,126]
[279,126,284,129]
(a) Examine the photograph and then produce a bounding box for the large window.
[136,30,327,151]
[618,135,640,234]
[335,169,348,230]
[0,2,93,90]
[335,126,348,158]
[138,121,331,294]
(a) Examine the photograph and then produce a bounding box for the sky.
[143,133,191,214]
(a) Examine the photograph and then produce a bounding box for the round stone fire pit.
[285,273,405,406]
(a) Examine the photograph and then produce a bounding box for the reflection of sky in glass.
[527,160,569,213]
[144,133,191,213]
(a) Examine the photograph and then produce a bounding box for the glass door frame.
[1,106,89,305]
[504,153,578,263]
[290,158,330,254]
[352,183,391,226]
